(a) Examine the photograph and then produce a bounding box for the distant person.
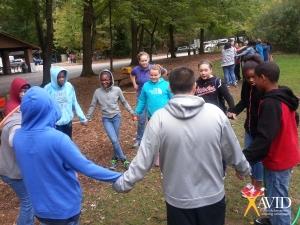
[44,66,87,138]
[113,67,251,225]
[0,95,34,225]
[243,62,300,225]
[86,69,134,170]
[13,87,121,225]
[234,42,242,81]
[4,77,30,116]
[236,41,257,61]
[130,51,167,148]
[221,42,237,87]
[134,64,173,166]
[255,39,264,60]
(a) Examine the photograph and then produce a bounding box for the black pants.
[166,197,226,225]
[56,121,73,139]
[234,63,241,81]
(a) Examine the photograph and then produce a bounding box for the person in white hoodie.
[113,67,251,225]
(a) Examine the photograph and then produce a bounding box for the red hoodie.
[4,77,30,116]
[243,87,300,170]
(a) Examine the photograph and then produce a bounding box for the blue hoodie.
[44,66,87,126]
[135,78,172,117]
[13,87,121,220]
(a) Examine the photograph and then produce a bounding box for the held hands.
[227,112,237,120]
[132,114,138,121]
[235,170,245,180]
[133,84,139,91]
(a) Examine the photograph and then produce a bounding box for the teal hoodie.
[135,78,172,117]
[44,66,87,126]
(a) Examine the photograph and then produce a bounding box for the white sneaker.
[132,141,140,148]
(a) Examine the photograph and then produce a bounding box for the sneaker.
[254,217,271,225]
[243,186,265,198]
[123,160,130,169]
[110,159,118,170]
[241,183,254,196]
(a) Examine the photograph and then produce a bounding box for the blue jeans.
[136,105,147,144]
[102,114,126,160]
[0,176,34,225]
[222,64,236,85]
[244,132,264,181]
[264,168,292,225]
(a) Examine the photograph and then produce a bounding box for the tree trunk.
[81,0,95,77]
[199,28,204,54]
[130,19,139,65]
[168,24,176,58]
[109,0,113,71]
[33,0,53,86]
[138,24,144,52]
[145,18,158,62]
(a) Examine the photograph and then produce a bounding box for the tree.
[33,0,54,86]
[81,0,96,77]
[54,0,83,51]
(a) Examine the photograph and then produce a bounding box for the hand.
[227,112,237,120]
[132,115,138,121]
[133,84,139,91]
[235,171,245,180]
[81,120,88,126]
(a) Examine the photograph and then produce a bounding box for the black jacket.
[230,81,263,137]
[195,76,235,113]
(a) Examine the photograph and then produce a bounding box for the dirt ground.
[0,53,242,224]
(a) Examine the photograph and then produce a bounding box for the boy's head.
[149,64,162,83]
[57,71,66,87]
[198,60,213,80]
[137,51,150,68]
[99,70,113,89]
[169,67,196,94]
[254,62,280,91]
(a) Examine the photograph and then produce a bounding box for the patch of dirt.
[1,53,229,225]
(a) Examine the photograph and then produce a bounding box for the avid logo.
[244,196,291,217]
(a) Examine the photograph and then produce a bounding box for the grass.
[80,54,300,225]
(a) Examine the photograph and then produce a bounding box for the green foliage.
[0,0,38,44]
[253,0,300,52]
[54,0,83,50]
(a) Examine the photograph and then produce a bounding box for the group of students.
[0,50,299,225]
[221,39,272,88]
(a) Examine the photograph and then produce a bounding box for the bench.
[114,74,130,86]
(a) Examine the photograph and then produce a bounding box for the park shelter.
[0,31,40,75]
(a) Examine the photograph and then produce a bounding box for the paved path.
[0,53,187,95]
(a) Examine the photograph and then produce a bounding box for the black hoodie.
[243,87,300,170]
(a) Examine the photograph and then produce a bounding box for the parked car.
[176,46,189,53]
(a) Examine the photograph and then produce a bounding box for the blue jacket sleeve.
[58,135,121,182]
[135,86,147,115]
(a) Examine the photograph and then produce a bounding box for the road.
[0,53,188,95]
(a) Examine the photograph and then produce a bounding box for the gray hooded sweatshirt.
[0,111,22,179]
[113,95,250,209]
[86,69,134,119]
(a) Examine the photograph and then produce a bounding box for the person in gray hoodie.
[86,69,135,170]
[0,111,34,225]
[113,67,251,225]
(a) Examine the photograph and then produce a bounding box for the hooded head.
[99,69,114,89]
[5,77,30,115]
[50,66,68,89]
[20,86,61,130]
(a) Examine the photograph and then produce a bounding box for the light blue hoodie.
[13,87,121,220]
[135,78,173,117]
[44,66,86,126]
